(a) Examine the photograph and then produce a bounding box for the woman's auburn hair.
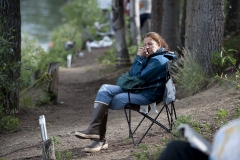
[143,32,170,50]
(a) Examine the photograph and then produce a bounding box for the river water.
[20,0,66,51]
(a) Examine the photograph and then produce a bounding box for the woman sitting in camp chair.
[74,32,177,152]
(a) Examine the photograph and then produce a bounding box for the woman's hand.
[137,47,149,57]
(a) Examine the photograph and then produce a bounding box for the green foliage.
[172,49,211,97]
[19,0,114,109]
[21,33,51,89]
[56,148,62,160]
[174,115,194,126]
[20,35,57,108]
[52,136,61,145]
[172,115,212,140]
[211,36,240,73]
[20,95,33,108]
[0,104,19,133]
[0,28,21,113]
[35,93,52,106]
[60,0,102,41]
[0,19,20,131]
[49,23,82,66]
[234,105,240,118]
[132,143,164,160]
[216,108,229,125]
[223,36,240,67]
[97,44,138,68]
[212,36,240,74]
[97,47,117,65]
[48,0,105,67]
[54,136,77,160]
[211,44,240,127]
[213,47,240,109]
[53,136,76,160]
[211,48,237,73]
[20,73,53,108]
[128,45,139,61]
[61,0,101,27]
[56,149,76,160]
[174,115,200,132]
[223,36,240,52]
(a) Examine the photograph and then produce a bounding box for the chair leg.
[133,116,146,135]
[165,105,171,129]
[124,102,176,146]
[124,108,136,146]
[171,102,177,119]
[165,102,177,130]
[169,102,177,129]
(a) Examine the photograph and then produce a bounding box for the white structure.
[97,0,112,10]
[66,54,72,68]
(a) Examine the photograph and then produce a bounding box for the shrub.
[172,49,211,97]
[223,36,240,66]
[0,103,19,132]
[21,33,50,88]
[49,23,82,67]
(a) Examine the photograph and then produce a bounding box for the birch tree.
[130,0,141,45]
[112,0,131,69]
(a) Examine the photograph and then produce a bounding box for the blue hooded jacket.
[129,48,177,102]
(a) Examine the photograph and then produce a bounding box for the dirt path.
[0,48,239,160]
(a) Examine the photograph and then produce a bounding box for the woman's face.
[143,37,161,55]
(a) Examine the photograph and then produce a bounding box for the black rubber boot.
[84,113,109,152]
[99,112,108,141]
[75,103,108,139]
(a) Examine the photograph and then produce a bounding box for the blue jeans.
[95,84,152,110]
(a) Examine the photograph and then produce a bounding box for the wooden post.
[48,62,59,104]
[41,138,56,160]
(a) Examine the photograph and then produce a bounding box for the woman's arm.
[129,55,147,76]
[130,56,168,82]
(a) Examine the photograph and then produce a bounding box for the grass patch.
[172,49,212,98]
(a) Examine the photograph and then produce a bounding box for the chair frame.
[124,60,177,145]
[124,90,177,145]
[122,57,178,145]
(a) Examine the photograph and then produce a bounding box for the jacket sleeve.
[129,55,147,77]
[129,55,168,82]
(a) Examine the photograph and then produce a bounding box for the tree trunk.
[151,0,163,34]
[185,0,224,76]
[0,0,21,113]
[161,0,182,52]
[48,62,60,105]
[130,0,141,45]
[112,0,131,69]
[180,0,186,48]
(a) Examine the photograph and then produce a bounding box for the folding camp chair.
[124,61,177,146]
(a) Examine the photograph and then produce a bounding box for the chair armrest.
[126,86,159,103]
[126,86,157,92]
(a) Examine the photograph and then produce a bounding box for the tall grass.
[172,49,211,97]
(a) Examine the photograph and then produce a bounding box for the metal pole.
[39,115,48,141]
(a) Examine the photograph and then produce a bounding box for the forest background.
[0,0,240,159]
